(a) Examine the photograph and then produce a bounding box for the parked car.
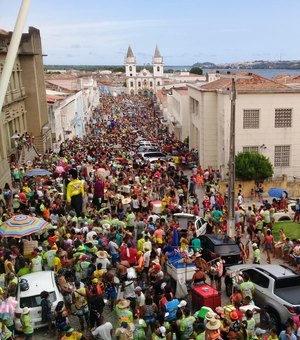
[137,146,159,153]
[138,151,167,162]
[199,234,243,268]
[16,271,63,330]
[224,264,300,328]
[173,213,207,237]
[273,203,296,221]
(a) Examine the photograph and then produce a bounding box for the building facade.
[0,27,51,186]
[124,45,163,95]
[187,72,300,179]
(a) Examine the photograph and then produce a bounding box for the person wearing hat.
[205,316,222,340]
[60,326,83,340]
[252,243,260,264]
[20,307,34,339]
[30,249,43,272]
[152,325,167,339]
[66,168,84,217]
[96,251,111,271]
[115,299,133,328]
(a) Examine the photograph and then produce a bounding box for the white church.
[124,45,164,95]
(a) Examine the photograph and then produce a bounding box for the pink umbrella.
[55,166,65,174]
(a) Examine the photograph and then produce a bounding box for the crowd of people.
[0,93,299,340]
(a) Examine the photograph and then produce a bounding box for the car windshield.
[215,244,240,255]
[20,291,56,308]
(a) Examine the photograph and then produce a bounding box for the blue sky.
[1,0,300,65]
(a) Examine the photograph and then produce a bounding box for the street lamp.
[220,72,251,238]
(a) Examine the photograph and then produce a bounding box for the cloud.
[70,44,81,49]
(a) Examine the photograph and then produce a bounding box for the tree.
[235,152,273,182]
[189,67,203,75]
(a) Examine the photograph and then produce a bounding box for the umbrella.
[0,214,49,238]
[268,187,288,199]
[55,166,65,174]
[23,168,52,177]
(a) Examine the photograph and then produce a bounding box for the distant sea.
[165,66,300,78]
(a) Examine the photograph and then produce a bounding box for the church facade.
[124,45,164,95]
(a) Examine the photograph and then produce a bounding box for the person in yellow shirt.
[61,326,83,340]
[53,252,62,273]
[66,169,84,217]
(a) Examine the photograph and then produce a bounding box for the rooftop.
[200,72,290,91]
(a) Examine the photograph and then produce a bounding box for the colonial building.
[0,27,51,186]
[124,45,163,95]
[187,72,300,179]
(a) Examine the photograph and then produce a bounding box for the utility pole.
[220,73,251,238]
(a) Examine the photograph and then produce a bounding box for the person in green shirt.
[180,307,196,339]
[0,318,13,340]
[252,243,260,264]
[191,234,201,253]
[21,307,34,339]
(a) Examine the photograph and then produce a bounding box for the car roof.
[226,264,299,279]
[202,234,237,245]
[19,271,56,297]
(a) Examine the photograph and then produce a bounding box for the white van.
[16,271,63,330]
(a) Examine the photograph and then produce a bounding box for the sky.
[1,0,300,66]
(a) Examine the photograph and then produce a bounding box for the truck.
[225,264,300,329]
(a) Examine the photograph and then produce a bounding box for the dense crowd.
[0,94,299,340]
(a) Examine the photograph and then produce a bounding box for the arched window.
[129,66,132,71]
[157,66,160,72]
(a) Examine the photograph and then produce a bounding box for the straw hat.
[116,299,130,309]
[122,197,132,205]
[22,307,30,315]
[97,251,107,259]
[206,317,221,330]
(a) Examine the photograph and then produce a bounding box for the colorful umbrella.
[0,215,49,238]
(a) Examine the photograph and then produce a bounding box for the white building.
[124,45,163,95]
[187,72,300,179]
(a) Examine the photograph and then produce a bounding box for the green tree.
[189,67,203,75]
[235,152,273,181]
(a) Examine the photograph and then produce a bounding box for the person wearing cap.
[4,253,16,275]
[134,286,145,314]
[152,325,167,339]
[61,326,83,340]
[30,249,43,272]
[20,307,34,339]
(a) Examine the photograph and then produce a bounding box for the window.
[243,146,259,153]
[20,291,56,308]
[157,81,160,86]
[243,109,259,129]
[130,81,134,87]
[129,66,132,72]
[150,82,153,87]
[157,66,160,72]
[275,108,292,128]
[138,82,141,87]
[250,271,269,288]
[274,145,290,167]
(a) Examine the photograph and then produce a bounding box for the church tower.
[125,45,136,77]
[152,45,164,78]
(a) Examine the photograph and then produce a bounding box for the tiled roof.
[200,72,289,91]
[154,45,161,58]
[126,45,134,58]
[46,95,65,103]
[174,88,188,95]
[45,79,81,91]
[272,74,300,84]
